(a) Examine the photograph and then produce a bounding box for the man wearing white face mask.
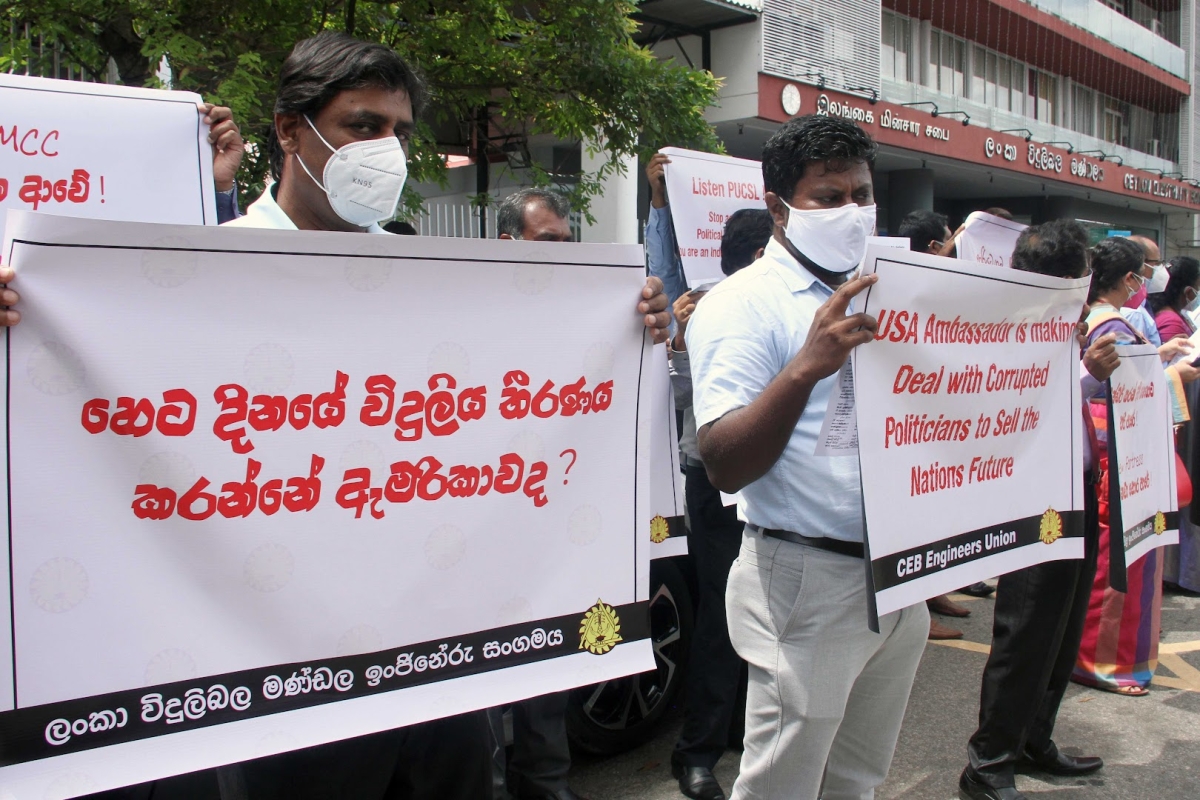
[686,115,928,800]
[217,32,671,800]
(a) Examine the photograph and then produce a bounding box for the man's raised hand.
[792,274,878,382]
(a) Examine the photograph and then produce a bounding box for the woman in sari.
[1149,257,1200,593]
[1073,238,1197,695]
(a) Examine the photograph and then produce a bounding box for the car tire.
[565,557,695,756]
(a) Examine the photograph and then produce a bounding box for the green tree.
[1,1,721,217]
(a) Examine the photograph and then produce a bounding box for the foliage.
[0,1,722,217]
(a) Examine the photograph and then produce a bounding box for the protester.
[667,207,772,800]
[203,103,247,224]
[644,152,689,312]
[686,114,927,800]
[897,209,950,255]
[960,220,1118,800]
[489,186,582,800]
[1122,235,1166,345]
[1151,257,1200,595]
[1072,237,1197,698]
[1150,256,1200,341]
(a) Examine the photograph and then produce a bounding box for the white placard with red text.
[660,147,765,286]
[0,73,216,243]
[854,245,1089,616]
[1108,344,1180,565]
[0,212,653,797]
[955,211,1027,269]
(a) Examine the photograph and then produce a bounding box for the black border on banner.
[0,234,648,767]
[857,254,1086,612]
[0,83,212,226]
[0,602,650,767]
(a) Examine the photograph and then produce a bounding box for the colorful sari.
[1072,307,1183,692]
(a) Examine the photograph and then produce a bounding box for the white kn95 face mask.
[297,115,408,227]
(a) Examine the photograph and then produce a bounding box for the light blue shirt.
[1121,303,1162,346]
[686,237,863,542]
[645,204,689,318]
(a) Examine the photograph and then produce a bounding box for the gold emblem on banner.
[1154,511,1167,536]
[579,599,623,655]
[650,515,670,544]
[1039,508,1063,544]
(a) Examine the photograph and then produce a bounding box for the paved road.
[570,586,1200,799]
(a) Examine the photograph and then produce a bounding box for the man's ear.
[754,246,766,261]
[275,113,303,155]
[764,191,789,230]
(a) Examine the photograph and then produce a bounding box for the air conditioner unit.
[1152,18,1166,37]
[1147,138,1161,157]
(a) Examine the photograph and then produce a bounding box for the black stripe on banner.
[1123,510,1179,552]
[870,511,1085,592]
[0,601,648,767]
[666,515,686,539]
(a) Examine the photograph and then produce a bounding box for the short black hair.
[1087,236,1144,302]
[496,188,570,239]
[984,207,1015,221]
[383,220,417,235]
[720,209,773,275]
[897,209,949,254]
[1010,219,1089,279]
[1149,255,1200,315]
[268,32,428,180]
[761,115,877,200]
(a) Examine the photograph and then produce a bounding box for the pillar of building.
[580,143,639,244]
[886,169,935,236]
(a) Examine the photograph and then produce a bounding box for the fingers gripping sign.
[0,265,19,327]
[1083,332,1120,383]
[639,276,671,345]
[795,274,879,381]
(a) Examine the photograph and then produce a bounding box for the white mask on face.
[1186,288,1200,314]
[297,115,408,227]
[1146,264,1169,293]
[782,201,877,275]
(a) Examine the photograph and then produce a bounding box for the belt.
[752,525,865,559]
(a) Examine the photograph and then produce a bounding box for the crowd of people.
[3,28,1197,800]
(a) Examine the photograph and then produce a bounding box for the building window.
[1071,85,1096,137]
[1103,98,1127,147]
[970,46,1024,113]
[928,30,966,97]
[881,11,911,82]
[1029,70,1057,125]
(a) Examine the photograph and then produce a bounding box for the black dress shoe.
[958,768,1027,800]
[672,763,726,800]
[960,581,996,597]
[1018,742,1103,776]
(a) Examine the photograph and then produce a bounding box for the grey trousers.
[726,532,928,800]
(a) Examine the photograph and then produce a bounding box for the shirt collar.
[243,184,387,234]
[761,237,831,296]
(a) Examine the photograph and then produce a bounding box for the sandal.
[1112,684,1150,696]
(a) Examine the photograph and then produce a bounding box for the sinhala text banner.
[0,212,653,797]
[0,73,216,241]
